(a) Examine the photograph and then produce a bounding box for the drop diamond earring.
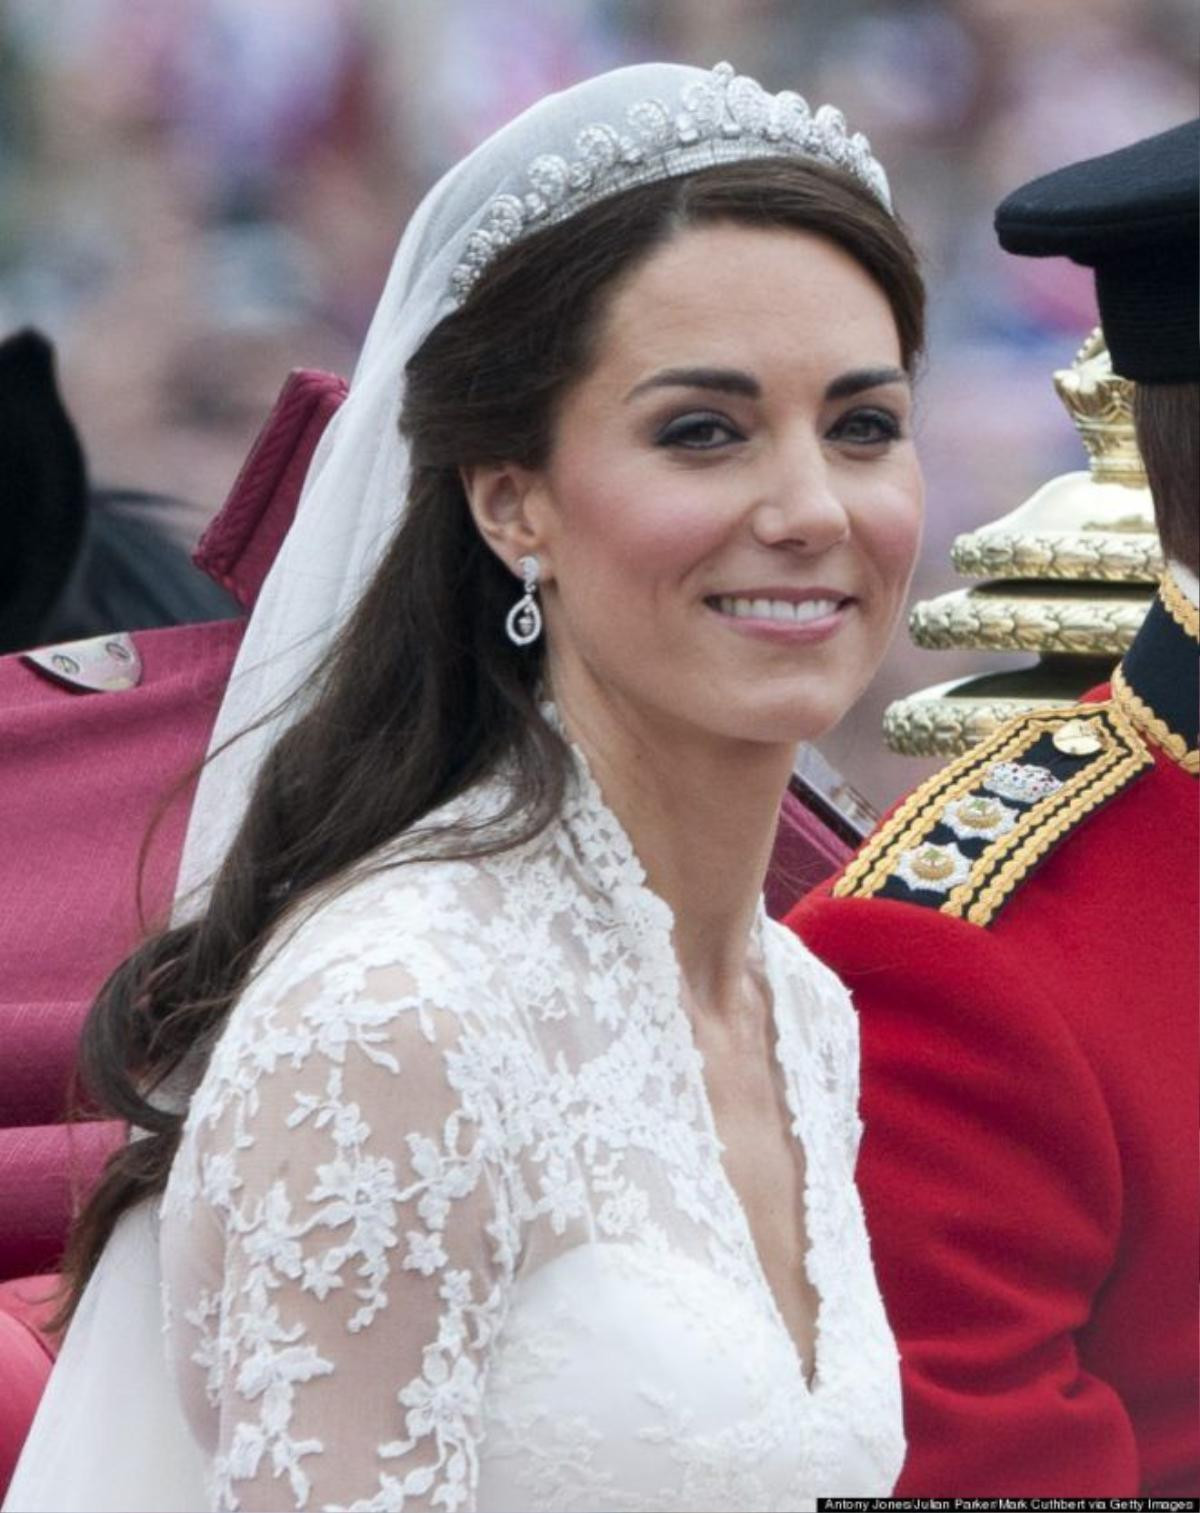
[505,555,543,646]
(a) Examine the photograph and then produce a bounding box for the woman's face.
[510,221,923,748]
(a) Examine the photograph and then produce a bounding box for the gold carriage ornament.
[884,329,1161,757]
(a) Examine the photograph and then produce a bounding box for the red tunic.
[788,578,1199,1496]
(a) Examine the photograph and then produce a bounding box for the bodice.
[160,753,903,1510]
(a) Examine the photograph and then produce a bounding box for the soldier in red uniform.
[787,120,1199,1495]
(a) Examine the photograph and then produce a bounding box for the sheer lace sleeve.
[162,916,522,1513]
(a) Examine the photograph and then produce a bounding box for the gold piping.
[1160,572,1200,639]
[1111,664,1200,776]
[834,704,1154,921]
[945,706,1147,921]
[962,705,1152,924]
[836,706,1116,902]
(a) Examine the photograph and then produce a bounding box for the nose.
[749,436,851,554]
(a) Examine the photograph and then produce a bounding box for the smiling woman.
[473,221,922,752]
[9,63,925,1513]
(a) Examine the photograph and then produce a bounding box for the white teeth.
[714,596,842,623]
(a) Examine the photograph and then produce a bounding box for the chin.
[706,646,878,747]
[703,690,851,750]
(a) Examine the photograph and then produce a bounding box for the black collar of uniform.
[1113,574,1199,770]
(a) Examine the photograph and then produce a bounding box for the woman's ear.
[460,463,553,578]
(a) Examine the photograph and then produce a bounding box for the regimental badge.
[895,841,971,895]
[942,794,1018,843]
[981,762,1063,805]
[832,701,1152,927]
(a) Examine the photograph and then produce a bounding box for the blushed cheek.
[865,482,924,607]
[567,474,726,584]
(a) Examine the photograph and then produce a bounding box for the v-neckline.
[557,737,827,1393]
[672,914,826,1395]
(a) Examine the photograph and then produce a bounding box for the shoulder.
[790,855,1122,1169]
[186,853,518,1141]
[249,849,504,1010]
[825,700,1152,929]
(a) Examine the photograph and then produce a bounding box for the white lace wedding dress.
[12,743,903,1513]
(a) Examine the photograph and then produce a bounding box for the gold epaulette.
[834,701,1152,927]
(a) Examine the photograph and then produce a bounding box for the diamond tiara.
[449,62,892,304]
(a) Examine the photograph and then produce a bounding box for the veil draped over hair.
[5,61,889,1512]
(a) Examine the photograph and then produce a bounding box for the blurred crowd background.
[1,0,1196,806]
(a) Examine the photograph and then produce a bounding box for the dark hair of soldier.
[1133,381,1200,574]
[56,156,926,1327]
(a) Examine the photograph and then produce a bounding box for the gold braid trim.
[1111,664,1200,776]
[836,707,1103,901]
[829,729,1022,901]
[1160,572,1200,639]
[959,703,1152,925]
[834,703,1154,923]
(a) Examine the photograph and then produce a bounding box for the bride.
[7,61,924,1512]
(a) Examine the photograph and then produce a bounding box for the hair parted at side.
[1133,381,1200,575]
[58,155,925,1325]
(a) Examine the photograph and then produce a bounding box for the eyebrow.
[624,366,760,402]
[623,363,908,404]
[825,366,908,399]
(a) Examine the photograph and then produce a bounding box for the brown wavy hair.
[57,156,925,1325]
[1134,380,1200,575]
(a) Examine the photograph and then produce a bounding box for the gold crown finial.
[1052,327,1146,488]
[882,327,1160,757]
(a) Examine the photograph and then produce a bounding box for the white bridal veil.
[5,61,888,1512]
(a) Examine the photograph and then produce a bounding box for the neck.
[554,681,795,1020]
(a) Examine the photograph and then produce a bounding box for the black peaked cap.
[995,119,1199,383]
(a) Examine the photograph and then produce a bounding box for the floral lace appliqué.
[161,753,903,1511]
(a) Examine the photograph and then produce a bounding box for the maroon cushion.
[193,368,349,611]
[0,1275,59,1348]
[0,1002,90,1131]
[0,1122,121,1281]
[0,1301,55,1504]
[0,1277,59,1505]
[0,619,245,1129]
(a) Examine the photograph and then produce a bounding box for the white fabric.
[3,1205,208,1512]
[160,749,903,1510]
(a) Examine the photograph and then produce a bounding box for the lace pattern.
[162,745,903,1510]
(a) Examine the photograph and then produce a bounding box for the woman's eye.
[829,407,903,447]
[655,413,742,450]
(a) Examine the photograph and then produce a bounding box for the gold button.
[1053,720,1102,757]
[912,847,956,882]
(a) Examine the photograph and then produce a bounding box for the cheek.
[554,454,728,586]
[855,472,924,595]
